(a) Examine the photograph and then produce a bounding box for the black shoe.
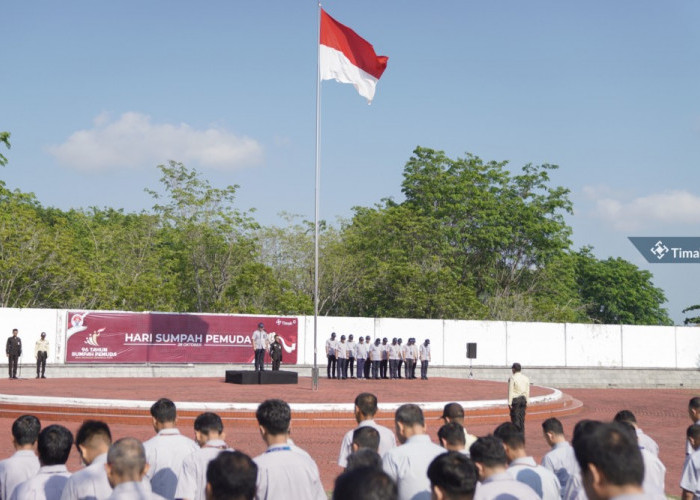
[41,375,46,379]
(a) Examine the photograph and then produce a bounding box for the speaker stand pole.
[468,359,473,379]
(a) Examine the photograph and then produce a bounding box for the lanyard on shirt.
[265,446,291,453]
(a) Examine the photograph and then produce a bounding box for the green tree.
[0,132,9,167]
[682,305,700,325]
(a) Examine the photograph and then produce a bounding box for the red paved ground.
[0,376,694,496]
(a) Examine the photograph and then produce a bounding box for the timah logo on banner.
[629,237,700,263]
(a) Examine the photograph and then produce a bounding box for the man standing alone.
[6,329,21,380]
[419,339,431,380]
[508,362,530,432]
[35,332,49,379]
[252,323,268,372]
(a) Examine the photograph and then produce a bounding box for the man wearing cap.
[508,362,530,432]
[355,337,368,380]
[370,339,382,380]
[419,339,431,380]
[347,334,357,379]
[252,323,269,372]
[326,332,337,379]
[336,335,348,380]
[441,403,478,450]
[404,339,418,380]
[35,332,49,379]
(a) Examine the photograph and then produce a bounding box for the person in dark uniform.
[6,329,21,380]
[270,335,283,371]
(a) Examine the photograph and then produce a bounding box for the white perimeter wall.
[1,308,699,369]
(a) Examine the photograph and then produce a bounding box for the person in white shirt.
[614,422,665,500]
[326,332,338,379]
[363,336,372,379]
[338,392,397,468]
[355,337,368,380]
[251,323,269,372]
[437,422,469,455]
[105,437,166,500]
[494,422,560,499]
[346,335,357,379]
[388,338,401,379]
[681,424,700,500]
[404,339,417,380]
[0,414,41,500]
[419,339,431,380]
[470,435,539,500]
[440,403,478,451]
[380,338,389,379]
[396,338,404,379]
[541,417,579,495]
[508,362,530,432]
[336,335,348,380]
[60,420,113,500]
[12,424,73,500]
[143,398,199,499]
[382,403,444,500]
[175,412,232,500]
[613,410,659,456]
[253,399,326,500]
[572,421,648,500]
[205,451,257,500]
[428,452,478,500]
[369,339,383,380]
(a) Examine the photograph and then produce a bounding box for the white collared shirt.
[143,428,199,499]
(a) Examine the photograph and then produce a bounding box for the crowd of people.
[0,393,698,500]
[325,333,432,380]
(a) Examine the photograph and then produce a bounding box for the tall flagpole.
[312,1,322,391]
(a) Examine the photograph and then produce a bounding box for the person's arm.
[682,489,695,500]
[508,377,514,407]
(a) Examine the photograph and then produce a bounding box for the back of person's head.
[493,422,525,450]
[256,399,291,435]
[38,424,73,466]
[613,410,637,425]
[12,414,40,446]
[690,397,700,411]
[107,437,147,482]
[438,422,466,448]
[354,393,378,417]
[428,451,478,500]
[345,449,383,471]
[395,404,424,427]
[206,450,257,500]
[353,426,380,452]
[511,362,522,372]
[469,436,507,468]
[195,412,224,435]
[441,403,465,423]
[573,421,643,487]
[75,420,112,449]
[541,417,564,436]
[333,466,398,500]
[150,398,176,423]
[688,424,700,442]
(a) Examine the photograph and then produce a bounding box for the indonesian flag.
[320,9,388,103]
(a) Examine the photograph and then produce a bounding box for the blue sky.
[3,1,700,323]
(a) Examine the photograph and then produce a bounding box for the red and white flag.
[320,9,388,103]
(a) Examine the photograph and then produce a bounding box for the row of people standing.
[325,333,432,380]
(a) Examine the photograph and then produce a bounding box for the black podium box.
[225,370,259,385]
[259,370,298,385]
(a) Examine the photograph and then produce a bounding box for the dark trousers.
[271,358,281,371]
[405,359,416,379]
[357,358,365,379]
[327,355,337,378]
[389,359,398,379]
[372,360,381,379]
[364,358,371,378]
[254,349,266,371]
[380,359,388,378]
[510,396,527,432]
[397,359,404,379]
[348,357,355,377]
[420,360,429,379]
[36,351,47,377]
[337,358,347,379]
[8,354,18,378]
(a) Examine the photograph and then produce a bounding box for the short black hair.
[688,424,700,440]
[395,404,424,427]
[194,412,224,435]
[493,422,525,449]
[541,417,564,436]
[345,449,383,471]
[355,393,378,417]
[511,363,522,372]
[428,451,478,498]
[256,399,291,435]
[690,397,700,411]
[573,421,643,487]
[207,450,258,500]
[38,424,73,466]
[333,466,398,500]
[469,436,507,468]
[12,415,40,446]
[150,398,176,423]
[353,426,380,452]
[613,410,637,424]
[438,422,466,447]
[75,420,112,447]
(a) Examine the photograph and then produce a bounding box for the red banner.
[65,311,298,364]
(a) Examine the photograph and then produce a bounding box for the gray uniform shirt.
[60,453,112,500]
[107,481,168,500]
[508,456,561,500]
[541,441,579,492]
[337,419,397,467]
[0,449,40,500]
[254,443,326,500]
[174,439,231,500]
[382,434,444,500]
[143,428,199,500]
[473,471,540,500]
[11,464,71,500]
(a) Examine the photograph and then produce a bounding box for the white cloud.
[584,187,700,230]
[48,112,263,171]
